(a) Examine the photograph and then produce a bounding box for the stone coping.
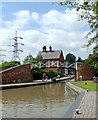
[66,82,86,93]
[63,91,85,118]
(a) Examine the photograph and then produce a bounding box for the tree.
[84,47,98,76]
[36,54,43,62]
[59,0,98,48]
[77,57,84,63]
[0,61,20,69]
[23,54,44,68]
[23,54,36,64]
[65,53,76,64]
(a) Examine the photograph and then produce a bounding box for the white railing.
[31,61,75,70]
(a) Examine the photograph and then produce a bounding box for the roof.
[37,50,62,60]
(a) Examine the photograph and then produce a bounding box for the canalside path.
[66,82,97,118]
[0,76,74,90]
[72,91,96,118]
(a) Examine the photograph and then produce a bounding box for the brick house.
[37,46,65,75]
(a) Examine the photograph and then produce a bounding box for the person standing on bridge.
[43,72,46,81]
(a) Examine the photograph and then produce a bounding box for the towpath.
[72,91,96,118]
[66,81,97,118]
[0,76,73,90]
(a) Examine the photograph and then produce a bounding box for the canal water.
[2,81,78,118]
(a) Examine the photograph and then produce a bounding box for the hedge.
[32,69,61,80]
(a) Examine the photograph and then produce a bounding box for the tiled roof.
[37,50,62,60]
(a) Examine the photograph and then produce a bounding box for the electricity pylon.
[12,31,24,61]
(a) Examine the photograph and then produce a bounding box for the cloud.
[44,28,83,51]
[3,10,31,30]
[14,10,30,19]
[0,8,93,62]
[40,9,87,31]
[31,12,39,22]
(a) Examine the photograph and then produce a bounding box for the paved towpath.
[72,91,96,118]
[66,81,97,118]
[0,76,74,90]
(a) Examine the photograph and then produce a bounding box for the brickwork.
[0,64,33,84]
[76,62,95,81]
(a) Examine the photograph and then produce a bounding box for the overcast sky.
[0,2,95,63]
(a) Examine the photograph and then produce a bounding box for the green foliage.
[84,48,98,76]
[94,63,98,76]
[84,54,98,65]
[0,61,20,69]
[59,0,98,48]
[23,54,43,64]
[23,54,36,64]
[32,69,61,80]
[23,54,44,68]
[93,45,98,54]
[32,69,43,80]
[42,69,53,78]
[66,53,76,64]
[77,57,84,63]
[36,54,43,62]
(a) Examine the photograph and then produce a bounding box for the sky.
[0,1,95,63]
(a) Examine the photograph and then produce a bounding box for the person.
[43,73,46,81]
[45,76,48,81]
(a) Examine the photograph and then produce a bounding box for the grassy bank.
[71,81,98,91]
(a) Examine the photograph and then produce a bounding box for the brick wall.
[0,66,13,72]
[0,64,33,84]
[76,62,95,81]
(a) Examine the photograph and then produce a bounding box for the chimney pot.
[49,46,52,52]
[43,46,47,52]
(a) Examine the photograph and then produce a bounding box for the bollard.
[76,109,80,114]
[85,82,87,85]
[87,89,88,92]
[93,76,96,83]
[79,75,82,81]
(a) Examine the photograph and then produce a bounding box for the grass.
[71,81,98,91]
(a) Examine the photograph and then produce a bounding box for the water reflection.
[2,81,78,118]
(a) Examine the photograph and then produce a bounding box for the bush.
[32,69,43,80]
[0,61,20,69]
[32,69,61,80]
[94,63,98,77]
[42,69,53,78]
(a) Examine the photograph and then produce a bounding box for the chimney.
[49,46,52,52]
[43,46,47,52]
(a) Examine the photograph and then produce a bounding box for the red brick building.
[37,46,65,75]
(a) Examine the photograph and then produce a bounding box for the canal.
[2,80,78,118]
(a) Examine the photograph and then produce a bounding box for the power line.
[11,31,24,61]
[0,49,6,63]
